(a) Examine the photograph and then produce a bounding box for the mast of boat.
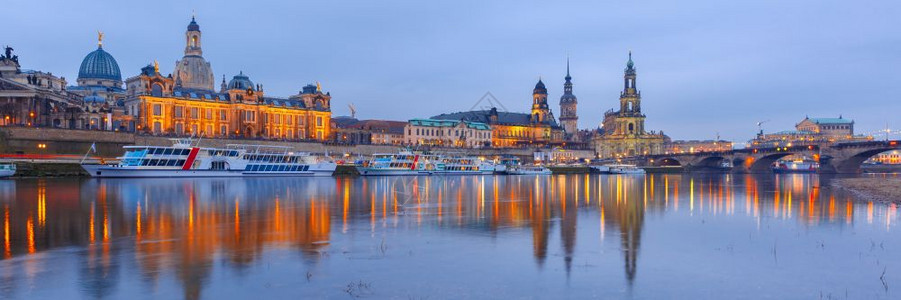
[193,132,204,147]
[80,142,97,164]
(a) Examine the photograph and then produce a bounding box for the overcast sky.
[3,0,899,143]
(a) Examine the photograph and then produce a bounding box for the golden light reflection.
[4,205,10,258]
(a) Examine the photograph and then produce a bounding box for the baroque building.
[558,59,578,135]
[124,17,331,140]
[431,79,565,147]
[404,118,492,148]
[593,53,668,158]
[749,115,868,148]
[174,17,215,92]
[67,33,132,131]
[0,46,84,128]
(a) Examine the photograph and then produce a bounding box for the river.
[0,174,898,299]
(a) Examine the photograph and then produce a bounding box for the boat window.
[302,165,309,171]
[162,149,172,155]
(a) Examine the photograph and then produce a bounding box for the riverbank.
[831,177,901,204]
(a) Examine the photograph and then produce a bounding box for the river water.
[0,174,898,299]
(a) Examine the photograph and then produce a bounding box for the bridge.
[626,140,900,174]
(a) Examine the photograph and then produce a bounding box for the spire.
[565,57,571,81]
[626,51,634,69]
[97,31,104,48]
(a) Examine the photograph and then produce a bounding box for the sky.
[2,0,899,144]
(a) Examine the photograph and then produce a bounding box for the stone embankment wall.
[0,127,595,161]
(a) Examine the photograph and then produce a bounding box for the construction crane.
[756,119,770,134]
[348,103,356,119]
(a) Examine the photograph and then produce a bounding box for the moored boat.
[0,164,16,177]
[435,155,495,175]
[605,164,646,174]
[505,165,552,175]
[81,138,336,178]
[356,151,438,176]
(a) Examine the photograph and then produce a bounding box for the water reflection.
[0,174,898,299]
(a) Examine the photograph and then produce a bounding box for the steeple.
[531,78,550,123]
[559,58,578,134]
[620,51,641,116]
[185,16,202,56]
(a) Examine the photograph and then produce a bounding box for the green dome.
[78,46,121,82]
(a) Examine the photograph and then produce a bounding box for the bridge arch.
[695,156,727,169]
[748,152,794,173]
[830,147,897,173]
[654,157,682,167]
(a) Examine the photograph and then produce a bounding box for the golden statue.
[153,60,159,73]
[316,81,322,92]
[98,31,104,47]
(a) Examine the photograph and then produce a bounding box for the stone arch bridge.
[625,140,900,174]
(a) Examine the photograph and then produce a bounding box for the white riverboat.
[81,138,336,178]
[606,164,646,174]
[435,155,495,175]
[505,165,552,175]
[0,164,16,177]
[356,151,439,176]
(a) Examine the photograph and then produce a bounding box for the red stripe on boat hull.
[182,148,200,170]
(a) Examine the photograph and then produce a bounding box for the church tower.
[559,59,578,134]
[617,52,646,135]
[531,79,550,123]
[174,16,215,92]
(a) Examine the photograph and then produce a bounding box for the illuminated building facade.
[405,118,491,148]
[664,140,733,154]
[431,80,565,147]
[593,53,668,158]
[67,32,133,131]
[331,117,406,145]
[0,46,84,128]
[123,18,331,140]
[750,116,869,148]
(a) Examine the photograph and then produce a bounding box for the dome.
[187,16,200,32]
[533,79,547,94]
[78,46,121,81]
[227,72,254,90]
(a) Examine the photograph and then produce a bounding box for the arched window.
[151,83,163,97]
[628,123,634,133]
[191,36,198,47]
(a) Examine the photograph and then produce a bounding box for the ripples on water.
[0,174,898,299]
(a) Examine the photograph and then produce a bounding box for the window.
[191,124,198,134]
[286,115,293,125]
[220,125,228,136]
[316,117,322,127]
[152,104,162,116]
[220,109,228,121]
[190,107,199,119]
[175,106,184,118]
[245,111,256,122]
[151,84,163,97]
[274,114,281,124]
[205,108,212,120]
[153,122,161,133]
[206,125,212,135]
[175,123,184,134]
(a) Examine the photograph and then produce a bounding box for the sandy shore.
[831,177,901,204]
